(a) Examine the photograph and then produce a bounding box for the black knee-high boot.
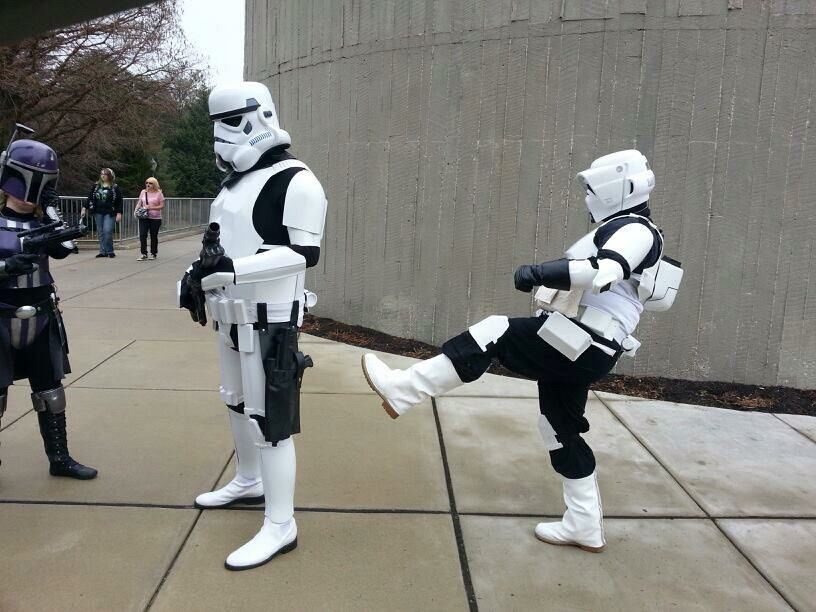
[37,411,98,479]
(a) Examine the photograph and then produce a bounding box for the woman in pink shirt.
[135,176,165,260]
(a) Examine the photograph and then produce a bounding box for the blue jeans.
[94,213,116,254]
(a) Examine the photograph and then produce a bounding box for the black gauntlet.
[0,253,40,277]
[513,258,571,293]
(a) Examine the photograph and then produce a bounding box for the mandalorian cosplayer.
[0,126,96,479]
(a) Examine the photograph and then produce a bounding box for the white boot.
[225,438,298,571]
[195,411,264,508]
[534,472,605,552]
[361,353,462,418]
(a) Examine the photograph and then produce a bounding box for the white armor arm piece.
[568,223,655,294]
[200,248,307,291]
[282,170,327,248]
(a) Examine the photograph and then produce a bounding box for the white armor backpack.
[624,216,683,312]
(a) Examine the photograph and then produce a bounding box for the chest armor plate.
[0,216,51,289]
[209,160,306,259]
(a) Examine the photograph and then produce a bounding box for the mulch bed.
[302,314,816,417]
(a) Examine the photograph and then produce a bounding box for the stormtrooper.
[179,82,327,571]
[362,150,681,553]
[0,128,96,479]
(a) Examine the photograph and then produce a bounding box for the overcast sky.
[180,0,245,85]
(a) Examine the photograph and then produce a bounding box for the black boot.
[37,411,98,480]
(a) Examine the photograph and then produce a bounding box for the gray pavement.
[0,236,814,611]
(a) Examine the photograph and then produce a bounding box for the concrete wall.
[245,0,816,389]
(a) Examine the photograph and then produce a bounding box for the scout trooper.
[362,150,681,553]
[179,82,326,571]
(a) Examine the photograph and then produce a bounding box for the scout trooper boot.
[361,353,462,418]
[535,472,606,552]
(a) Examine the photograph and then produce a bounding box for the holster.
[256,302,313,442]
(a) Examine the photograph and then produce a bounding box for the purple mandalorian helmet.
[0,139,59,205]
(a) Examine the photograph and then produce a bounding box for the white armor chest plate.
[208,160,307,259]
[564,225,643,334]
[205,160,309,321]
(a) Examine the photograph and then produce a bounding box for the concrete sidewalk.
[0,236,814,611]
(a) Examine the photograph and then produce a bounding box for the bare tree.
[0,0,204,193]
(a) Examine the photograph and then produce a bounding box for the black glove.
[514,265,537,293]
[199,238,226,268]
[188,256,235,285]
[514,259,571,293]
[180,257,236,327]
[180,270,209,327]
[2,253,40,277]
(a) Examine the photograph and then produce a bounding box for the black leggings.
[138,218,162,255]
[441,315,618,479]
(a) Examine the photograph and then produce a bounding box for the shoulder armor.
[564,229,599,259]
[282,170,327,237]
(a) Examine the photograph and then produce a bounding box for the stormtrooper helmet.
[208,81,292,173]
[576,149,654,222]
[0,139,59,205]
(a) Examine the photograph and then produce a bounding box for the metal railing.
[58,196,213,246]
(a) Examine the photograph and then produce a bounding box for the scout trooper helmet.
[576,149,654,222]
[208,81,291,173]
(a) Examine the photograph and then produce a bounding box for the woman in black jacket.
[82,167,123,258]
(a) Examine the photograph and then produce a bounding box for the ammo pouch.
[257,305,313,442]
[537,312,592,361]
[537,311,624,361]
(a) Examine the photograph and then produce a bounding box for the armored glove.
[0,253,40,277]
[513,259,571,293]
[180,257,236,326]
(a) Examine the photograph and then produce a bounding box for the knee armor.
[548,433,596,480]
[31,387,66,414]
[441,315,510,383]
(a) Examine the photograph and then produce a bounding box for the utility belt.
[205,290,316,327]
[0,296,56,319]
[537,307,640,361]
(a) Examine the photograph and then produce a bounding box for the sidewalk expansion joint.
[432,397,479,612]
[0,499,194,510]
[144,446,236,611]
[0,339,137,432]
[145,508,203,611]
[595,392,800,611]
[771,413,816,445]
[62,339,138,388]
[1,499,813,522]
[61,251,192,304]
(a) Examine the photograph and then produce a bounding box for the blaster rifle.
[17,220,87,255]
[199,222,225,267]
[187,222,226,325]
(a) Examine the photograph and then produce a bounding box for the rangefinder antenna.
[3,122,35,159]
